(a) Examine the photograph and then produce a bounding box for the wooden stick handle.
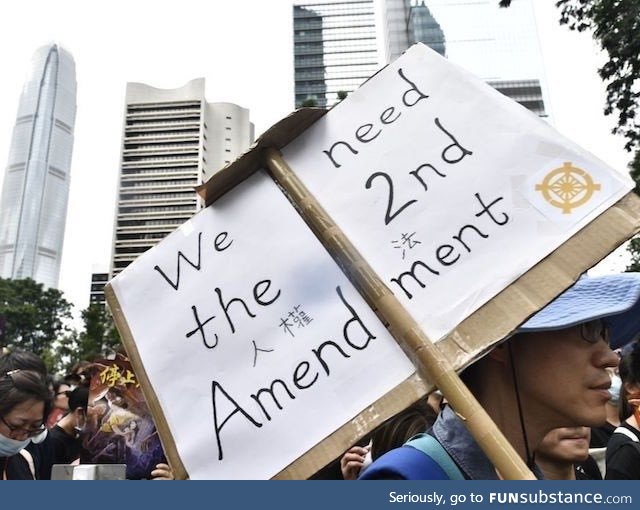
[264,147,535,480]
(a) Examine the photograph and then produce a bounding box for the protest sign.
[108,43,640,480]
[107,171,416,479]
[80,353,166,479]
[281,43,635,344]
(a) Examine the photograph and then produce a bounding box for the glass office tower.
[382,0,547,117]
[0,44,77,288]
[293,0,380,108]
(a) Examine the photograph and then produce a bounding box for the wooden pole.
[264,147,535,480]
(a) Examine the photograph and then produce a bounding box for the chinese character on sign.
[279,305,313,338]
[251,340,274,368]
[391,232,422,259]
[99,364,121,388]
[99,364,139,388]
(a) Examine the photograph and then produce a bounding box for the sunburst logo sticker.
[535,162,601,214]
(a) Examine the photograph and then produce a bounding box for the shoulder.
[5,453,34,480]
[358,445,451,480]
[605,426,640,479]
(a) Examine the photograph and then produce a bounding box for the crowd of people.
[2,272,640,480]
[0,351,173,480]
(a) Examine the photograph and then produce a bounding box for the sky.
[0,0,634,321]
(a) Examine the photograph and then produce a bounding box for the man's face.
[536,426,590,463]
[512,323,619,429]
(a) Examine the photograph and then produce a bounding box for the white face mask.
[0,431,31,457]
[609,374,622,405]
[73,410,87,434]
[30,428,48,444]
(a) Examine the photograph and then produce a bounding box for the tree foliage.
[500,0,640,152]
[75,303,122,364]
[0,278,74,373]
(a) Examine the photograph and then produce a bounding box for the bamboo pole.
[264,147,535,480]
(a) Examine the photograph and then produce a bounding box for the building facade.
[293,0,380,108]
[110,78,253,277]
[0,44,77,288]
[89,270,109,307]
[382,0,548,117]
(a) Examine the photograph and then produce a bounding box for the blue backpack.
[359,433,465,480]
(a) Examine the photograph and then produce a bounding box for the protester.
[47,378,72,427]
[0,350,57,480]
[341,396,438,479]
[536,427,601,480]
[591,367,622,448]
[0,369,52,480]
[605,343,640,479]
[49,385,89,464]
[360,273,640,479]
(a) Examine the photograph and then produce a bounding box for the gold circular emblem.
[535,162,601,214]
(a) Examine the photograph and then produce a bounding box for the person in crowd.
[0,350,56,480]
[536,427,601,480]
[360,273,640,479]
[0,369,52,479]
[341,396,437,479]
[591,365,622,448]
[46,378,72,427]
[48,385,89,465]
[605,342,640,479]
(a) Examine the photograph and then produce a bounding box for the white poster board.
[109,171,414,479]
[281,43,633,342]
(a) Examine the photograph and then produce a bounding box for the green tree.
[500,0,640,152]
[0,277,74,373]
[301,97,318,107]
[75,303,122,364]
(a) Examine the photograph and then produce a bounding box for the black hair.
[0,350,47,376]
[618,342,640,421]
[68,386,89,412]
[0,370,52,421]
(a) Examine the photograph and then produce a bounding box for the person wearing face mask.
[0,369,52,480]
[591,367,622,449]
[48,385,89,465]
[605,343,640,479]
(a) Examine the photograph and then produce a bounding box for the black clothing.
[590,422,616,448]
[49,425,81,465]
[575,455,602,480]
[3,454,34,480]
[605,422,640,479]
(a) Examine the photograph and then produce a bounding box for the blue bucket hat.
[518,273,640,349]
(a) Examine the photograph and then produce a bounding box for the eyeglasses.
[0,414,46,440]
[580,319,610,345]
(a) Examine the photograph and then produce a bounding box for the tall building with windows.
[293,0,380,108]
[89,268,109,307]
[0,44,77,288]
[382,0,548,117]
[110,78,253,277]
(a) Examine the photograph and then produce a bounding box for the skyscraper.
[382,0,547,116]
[293,0,380,108]
[89,268,109,307]
[110,78,254,277]
[0,44,77,288]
